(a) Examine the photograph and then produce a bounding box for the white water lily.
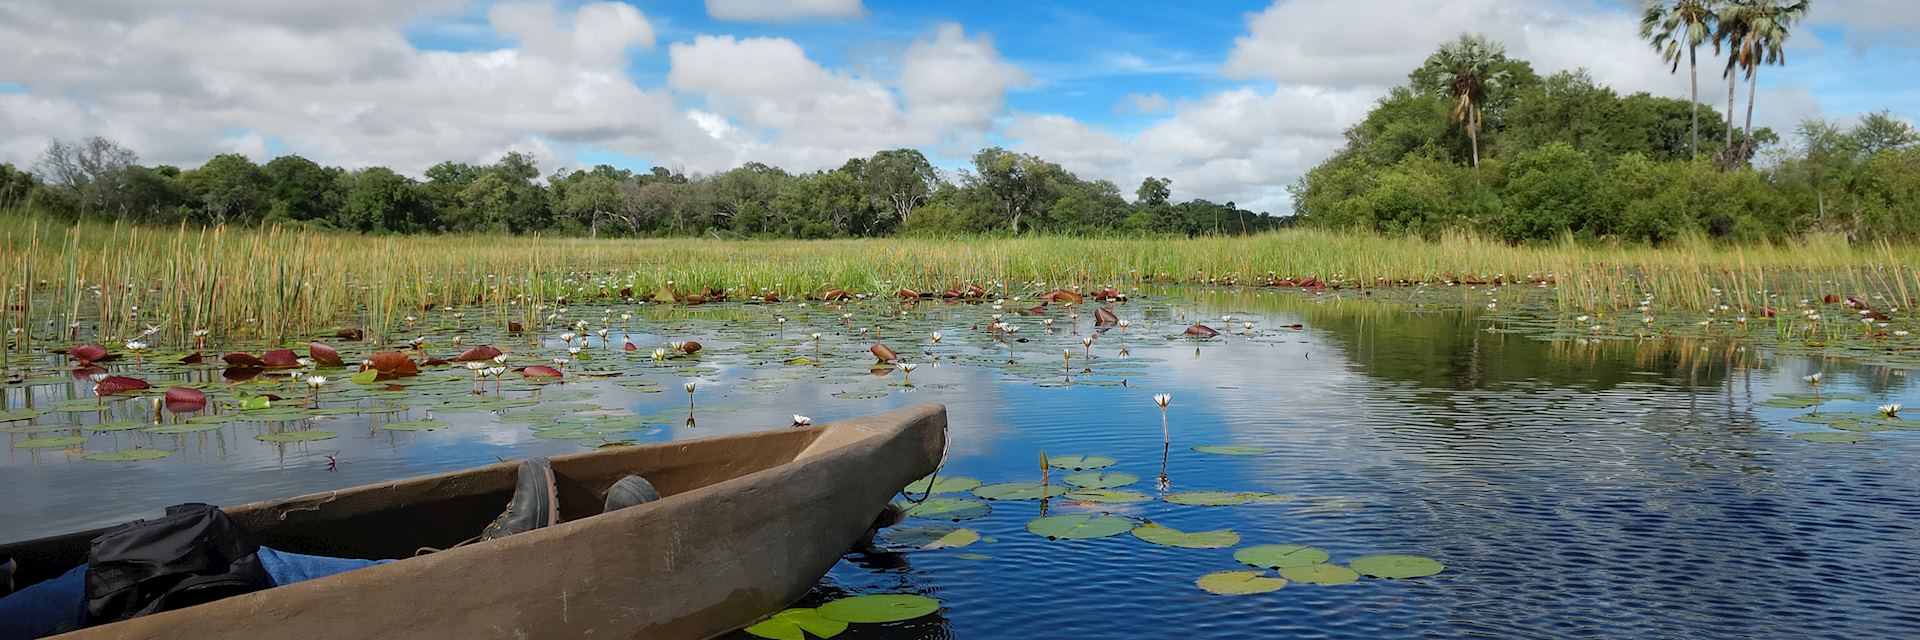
[899,363,919,373]
[1878,403,1902,417]
[684,382,697,393]
[930,332,942,344]
[485,366,506,378]
[123,340,148,351]
[1003,324,1020,334]
[791,415,812,427]
[466,361,486,371]
[88,373,109,383]
[810,332,822,341]
[1117,319,1130,329]
[560,332,577,344]
[1082,336,1094,347]
[307,376,328,389]
[567,346,582,356]
[1803,372,1823,384]
[1154,393,1172,409]
[1042,319,1054,327]
[652,348,668,361]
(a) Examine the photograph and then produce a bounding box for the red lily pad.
[364,351,420,378]
[309,342,344,366]
[519,365,564,379]
[871,343,898,362]
[456,345,503,362]
[223,352,265,367]
[71,344,111,363]
[164,387,208,412]
[179,352,204,365]
[71,365,107,380]
[262,349,300,368]
[1185,324,1219,338]
[95,376,151,395]
[679,341,703,354]
[222,367,264,382]
[1095,307,1119,326]
[336,327,364,341]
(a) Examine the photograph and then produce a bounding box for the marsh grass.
[3,210,1915,344]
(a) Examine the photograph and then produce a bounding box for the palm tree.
[1421,34,1511,170]
[1718,0,1810,141]
[1641,0,1719,158]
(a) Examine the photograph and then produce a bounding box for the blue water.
[5,288,1919,638]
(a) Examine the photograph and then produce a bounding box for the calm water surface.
[4,287,1918,639]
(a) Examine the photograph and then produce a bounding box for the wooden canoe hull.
[9,403,948,640]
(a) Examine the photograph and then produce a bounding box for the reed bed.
[2,211,1914,345]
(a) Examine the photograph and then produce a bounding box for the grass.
[3,209,1916,346]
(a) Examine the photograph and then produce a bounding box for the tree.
[558,174,630,238]
[338,167,424,233]
[262,155,343,223]
[968,147,1063,234]
[35,136,138,215]
[1418,34,1512,170]
[179,154,269,225]
[1641,0,1720,158]
[1717,0,1808,154]
[863,149,938,226]
[1852,110,1920,156]
[1136,177,1172,207]
[0,163,40,209]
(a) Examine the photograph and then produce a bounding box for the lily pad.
[0,408,48,422]
[1046,454,1116,470]
[1026,513,1133,540]
[972,482,1069,501]
[883,525,980,550]
[1279,562,1361,585]
[85,449,176,462]
[745,608,846,640]
[903,475,982,495]
[903,497,991,521]
[87,421,150,432]
[816,594,939,624]
[1192,445,1274,456]
[1791,432,1869,443]
[1789,412,1879,425]
[146,423,225,434]
[1234,544,1330,569]
[1164,491,1257,506]
[1196,570,1287,595]
[1828,421,1892,432]
[1348,554,1445,579]
[15,435,87,449]
[1061,489,1152,503]
[1062,471,1138,489]
[383,420,450,431]
[255,431,338,443]
[1131,523,1240,549]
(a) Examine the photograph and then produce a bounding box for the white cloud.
[1116,92,1171,115]
[704,0,865,22]
[898,23,1031,132]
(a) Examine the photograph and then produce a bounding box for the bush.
[1496,142,1601,242]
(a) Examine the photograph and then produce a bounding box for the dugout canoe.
[3,403,949,639]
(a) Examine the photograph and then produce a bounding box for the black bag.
[81,503,273,626]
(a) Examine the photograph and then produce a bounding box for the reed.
[3,209,1914,344]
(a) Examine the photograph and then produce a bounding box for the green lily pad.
[87,421,150,432]
[1192,445,1274,456]
[1348,554,1445,579]
[532,428,600,440]
[146,423,225,434]
[745,608,846,640]
[185,414,240,424]
[883,525,980,550]
[1757,397,1823,408]
[1026,513,1133,540]
[1788,412,1878,425]
[1130,523,1239,549]
[816,594,939,624]
[903,497,991,521]
[832,390,887,400]
[256,430,338,443]
[954,553,991,561]
[903,475,981,495]
[85,449,176,462]
[1164,491,1256,506]
[1196,570,1287,595]
[1062,471,1138,489]
[1868,417,1920,429]
[1828,421,1892,432]
[1279,562,1360,585]
[0,408,48,422]
[1792,432,1869,443]
[1046,454,1116,470]
[1062,489,1152,503]
[972,482,1069,501]
[383,420,450,431]
[1234,544,1331,569]
[15,435,87,449]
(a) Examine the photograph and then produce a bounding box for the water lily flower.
[1804,372,1823,384]
[560,332,577,344]
[1118,319,1130,329]
[1878,403,1902,418]
[1154,394,1172,409]
[791,415,812,427]
[684,381,697,393]
[652,348,668,361]
[930,332,942,344]
[307,376,328,389]
[567,346,582,357]
[493,354,509,364]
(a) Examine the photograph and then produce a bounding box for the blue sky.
[1,0,1914,212]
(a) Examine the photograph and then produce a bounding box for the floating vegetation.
[14,435,87,449]
[1062,471,1138,489]
[1027,513,1134,540]
[1792,432,1870,443]
[255,431,338,443]
[814,594,940,624]
[903,475,982,495]
[972,482,1069,501]
[903,498,992,521]
[881,525,980,551]
[1062,489,1152,503]
[1131,523,1240,549]
[1279,562,1361,585]
[1044,454,1116,470]
[1347,554,1446,579]
[1196,570,1288,595]
[1234,544,1331,569]
[84,449,176,462]
[383,420,451,431]
[744,608,846,640]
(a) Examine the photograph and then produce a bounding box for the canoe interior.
[2,424,827,588]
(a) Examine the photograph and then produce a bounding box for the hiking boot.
[482,458,558,540]
[603,475,661,513]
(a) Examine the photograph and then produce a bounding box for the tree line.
[1293,0,1920,243]
[0,142,1278,238]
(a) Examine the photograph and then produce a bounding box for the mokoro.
[3,403,948,639]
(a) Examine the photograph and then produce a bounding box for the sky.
[1,0,1915,214]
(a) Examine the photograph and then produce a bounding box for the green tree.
[262,155,343,223]
[35,137,138,216]
[1641,0,1720,158]
[968,147,1063,234]
[1717,0,1808,152]
[1497,142,1604,241]
[1135,177,1172,207]
[1417,34,1513,170]
[863,149,938,227]
[338,167,424,233]
[179,154,269,225]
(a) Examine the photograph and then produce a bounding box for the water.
[5,287,1919,639]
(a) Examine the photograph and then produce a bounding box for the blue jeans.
[0,548,390,640]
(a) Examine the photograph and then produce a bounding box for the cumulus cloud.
[704,0,865,22]
[1116,93,1171,115]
